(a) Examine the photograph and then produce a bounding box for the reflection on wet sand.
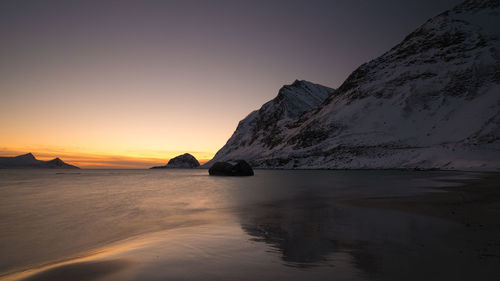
[16,197,496,281]
[7,197,500,281]
[1,170,499,281]
[238,196,500,280]
[240,200,342,267]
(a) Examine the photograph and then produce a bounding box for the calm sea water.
[0,169,488,280]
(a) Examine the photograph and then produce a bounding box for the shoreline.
[342,171,500,220]
[342,171,500,260]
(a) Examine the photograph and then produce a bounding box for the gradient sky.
[0,0,462,168]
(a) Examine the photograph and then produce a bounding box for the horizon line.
[0,149,213,169]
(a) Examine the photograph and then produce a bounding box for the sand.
[3,170,499,281]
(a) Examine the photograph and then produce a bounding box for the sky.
[0,0,462,168]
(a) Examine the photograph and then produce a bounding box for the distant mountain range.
[206,0,500,171]
[0,153,79,169]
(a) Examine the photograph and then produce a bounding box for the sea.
[0,169,491,280]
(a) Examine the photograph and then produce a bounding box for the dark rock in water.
[209,160,254,176]
[0,153,79,169]
[151,153,200,169]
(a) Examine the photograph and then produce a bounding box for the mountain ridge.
[0,153,80,169]
[204,80,333,167]
[206,0,500,171]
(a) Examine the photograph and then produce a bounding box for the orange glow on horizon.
[0,148,212,169]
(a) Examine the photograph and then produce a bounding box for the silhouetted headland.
[151,153,200,169]
[0,153,79,169]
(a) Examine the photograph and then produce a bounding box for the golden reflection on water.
[3,218,230,281]
[0,213,221,280]
[3,218,245,281]
[4,215,362,281]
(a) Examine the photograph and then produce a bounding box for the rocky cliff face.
[151,153,200,169]
[207,0,500,170]
[0,153,79,169]
[204,80,333,167]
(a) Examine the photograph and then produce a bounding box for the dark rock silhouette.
[0,153,79,169]
[151,153,200,169]
[208,160,254,176]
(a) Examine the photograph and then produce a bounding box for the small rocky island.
[0,153,79,169]
[208,160,254,176]
[151,153,200,169]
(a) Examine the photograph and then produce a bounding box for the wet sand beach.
[342,172,500,280]
[0,170,499,281]
[345,172,500,260]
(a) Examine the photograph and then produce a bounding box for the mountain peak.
[206,0,500,171]
[0,153,79,169]
[282,80,319,91]
[290,79,309,87]
[45,157,79,168]
[274,80,333,119]
[16,153,36,160]
[204,80,334,167]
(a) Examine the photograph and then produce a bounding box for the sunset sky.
[0,0,461,168]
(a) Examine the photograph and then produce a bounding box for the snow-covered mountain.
[204,80,333,167]
[0,153,80,169]
[207,0,500,170]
